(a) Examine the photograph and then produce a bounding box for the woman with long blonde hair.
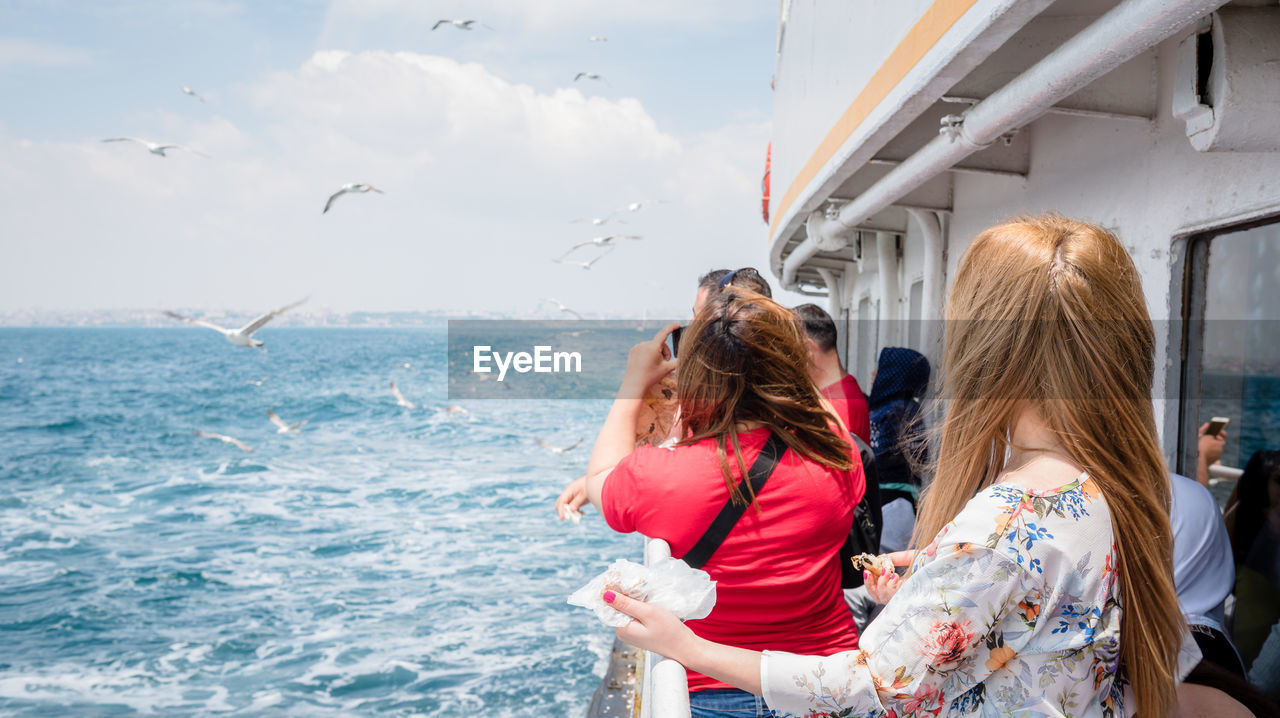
[602,216,1193,717]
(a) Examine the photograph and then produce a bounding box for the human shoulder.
[1170,472,1219,518]
[945,477,1110,567]
[617,439,702,476]
[841,373,865,397]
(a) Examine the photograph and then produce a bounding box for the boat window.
[1180,218,1280,487]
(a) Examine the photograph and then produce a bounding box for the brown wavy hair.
[676,287,853,506]
[910,215,1182,716]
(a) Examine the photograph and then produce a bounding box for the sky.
[0,0,806,317]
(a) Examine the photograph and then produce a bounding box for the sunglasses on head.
[717,267,759,289]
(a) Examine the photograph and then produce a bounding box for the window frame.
[1176,211,1280,475]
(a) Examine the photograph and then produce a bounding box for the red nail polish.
[603,590,616,604]
[863,570,870,581]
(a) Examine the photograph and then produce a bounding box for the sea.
[0,327,640,716]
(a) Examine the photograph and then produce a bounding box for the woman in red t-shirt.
[557,288,865,716]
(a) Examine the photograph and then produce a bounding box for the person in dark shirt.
[867,346,930,553]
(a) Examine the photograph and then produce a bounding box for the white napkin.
[568,557,717,627]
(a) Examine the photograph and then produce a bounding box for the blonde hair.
[911,215,1182,717]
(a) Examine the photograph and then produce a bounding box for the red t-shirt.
[822,374,870,445]
[601,427,864,692]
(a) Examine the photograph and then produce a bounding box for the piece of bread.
[635,373,679,446]
[851,553,895,579]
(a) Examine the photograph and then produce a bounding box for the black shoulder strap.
[850,434,881,513]
[682,432,789,570]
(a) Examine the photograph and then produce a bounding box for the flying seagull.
[541,297,584,320]
[323,183,384,214]
[390,382,417,409]
[432,19,491,30]
[537,437,585,454]
[102,137,208,158]
[164,298,307,348]
[553,248,613,270]
[267,409,308,435]
[181,85,205,103]
[574,72,603,82]
[559,234,642,258]
[194,430,253,453]
[621,199,667,213]
[445,405,470,416]
[570,215,624,226]
[588,36,607,42]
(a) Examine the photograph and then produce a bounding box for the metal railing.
[638,538,691,718]
[1209,463,1244,482]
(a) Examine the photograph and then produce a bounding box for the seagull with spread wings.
[541,298,584,320]
[102,137,208,158]
[553,248,613,270]
[323,183,383,214]
[557,234,642,261]
[432,19,492,30]
[164,298,306,348]
[571,215,624,226]
[574,72,604,82]
[194,430,253,453]
[181,86,206,103]
[390,382,418,409]
[267,409,308,435]
[537,437,585,454]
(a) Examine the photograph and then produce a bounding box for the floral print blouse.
[761,474,1196,717]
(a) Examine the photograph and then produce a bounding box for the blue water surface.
[0,328,636,716]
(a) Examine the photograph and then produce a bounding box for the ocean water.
[0,328,638,716]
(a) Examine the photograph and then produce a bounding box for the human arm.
[564,324,678,517]
[611,540,1033,716]
[864,550,917,604]
[583,323,679,477]
[1196,422,1226,488]
[556,474,588,520]
[607,590,764,695]
[760,543,1033,715]
[554,463,631,518]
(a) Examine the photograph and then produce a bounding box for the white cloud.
[0,37,91,71]
[0,50,784,315]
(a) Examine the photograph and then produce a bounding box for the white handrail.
[1208,464,1243,482]
[639,538,691,718]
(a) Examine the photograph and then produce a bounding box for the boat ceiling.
[773,0,1172,293]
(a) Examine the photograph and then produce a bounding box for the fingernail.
[863,571,869,581]
[603,590,616,604]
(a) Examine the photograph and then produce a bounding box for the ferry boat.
[594,0,1280,714]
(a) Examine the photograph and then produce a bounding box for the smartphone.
[669,325,684,359]
[1205,417,1230,436]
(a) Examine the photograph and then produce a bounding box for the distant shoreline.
[0,312,666,328]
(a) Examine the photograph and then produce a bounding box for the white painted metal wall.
[939,28,1280,457]
[775,3,1280,463]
